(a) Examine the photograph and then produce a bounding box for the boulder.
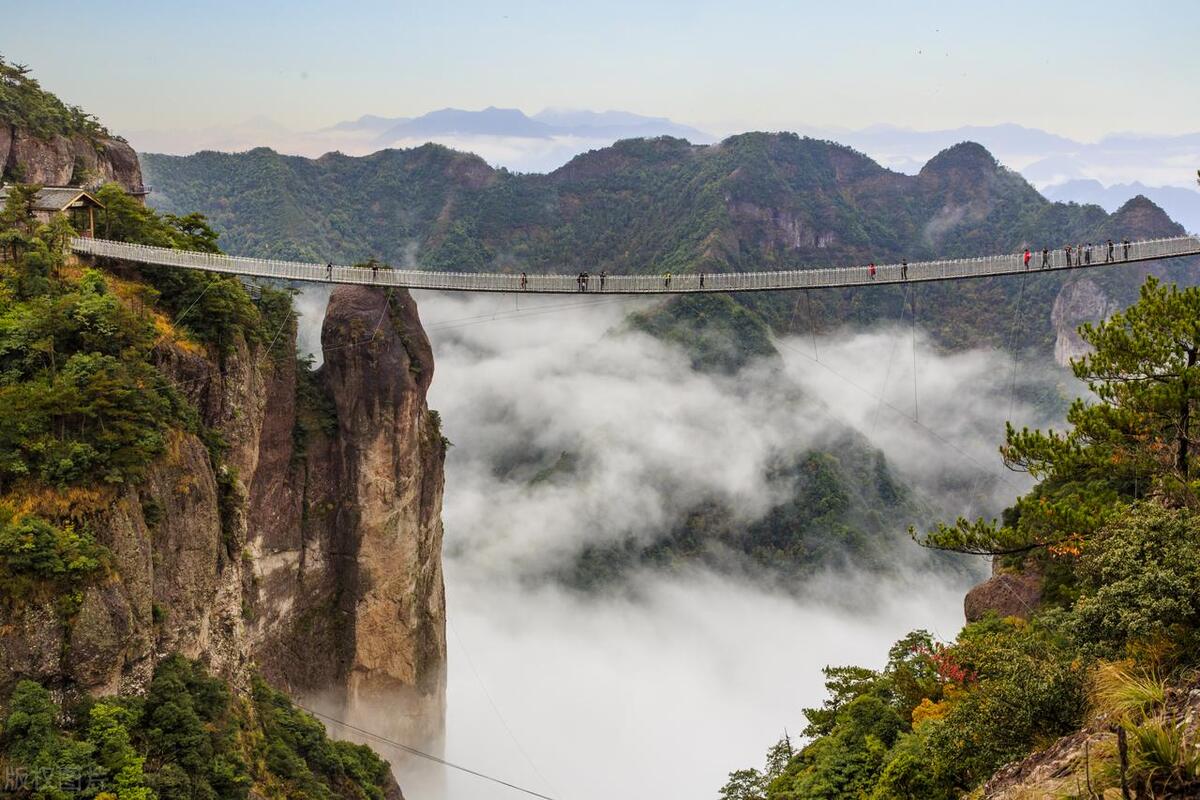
[964,562,1043,622]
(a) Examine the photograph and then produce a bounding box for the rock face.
[250,287,448,750]
[0,284,447,758]
[964,559,1043,622]
[2,124,143,190]
[1050,278,1116,366]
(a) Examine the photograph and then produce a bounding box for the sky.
[4,0,1200,140]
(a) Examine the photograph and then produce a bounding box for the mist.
[294,289,1069,799]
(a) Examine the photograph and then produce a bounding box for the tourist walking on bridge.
[1042,247,1049,268]
[901,259,908,280]
[1023,248,1031,269]
[663,271,672,289]
[1064,245,1072,267]
[1123,238,1131,259]
[868,262,876,280]
[699,272,705,289]
[326,262,333,280]
[1106,239,1114,262]
[520,272,528,290]
[600,270,607,290]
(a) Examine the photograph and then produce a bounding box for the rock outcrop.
[1,124,143,190]
[1050,278,1116,366]
[249,286,447,750]
[964,558,1043,622]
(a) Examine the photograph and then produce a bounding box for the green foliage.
[1073,503,1200,658]
[0,658,396,800]
[0,225,185,492]
[91,183,273,355]
[0,56,109,143]
[0,680,98,799]
[728,280,1200,797]
[0,508,108,602]
[919,277,1200,556]
[252,677,393,800]
[627,294,777,373]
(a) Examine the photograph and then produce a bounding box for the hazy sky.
[4,0,1198,139]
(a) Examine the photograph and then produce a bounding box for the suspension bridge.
[71,235,1200,294]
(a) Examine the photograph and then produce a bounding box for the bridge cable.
[447,616,561,798]
[220,683,561,800]
[1005,270,1030,422]
[910,286,919,423]
[805,289,819,361]
[871,283,912,436]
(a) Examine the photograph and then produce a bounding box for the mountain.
[375,105,557,142]
[532,107,714,141]
[326,113,410,133]
[1043,178,1200,233]
[820,123,1200,190]
[142,134,1195,359]
[367,105,716,147]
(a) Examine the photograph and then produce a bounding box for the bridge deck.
[71,236,1200,294]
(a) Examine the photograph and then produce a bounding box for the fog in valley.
[298,288,1072,799]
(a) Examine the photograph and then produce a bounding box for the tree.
[919,277,1200,555]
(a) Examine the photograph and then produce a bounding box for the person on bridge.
[868,262,876,280]
[520,272,528,290]
[699,272,705,289]
[901,259,908,280]
[1123,238,1131,259]
[1106,239,1114,262]
[1083,243,1091,265]
[326,262,333,280]
[583,271,591,291]
[1023,248,1031,269]
[1042,247,1049,268]
[664,271,672,289]
[600,270,607,290]
[371,262,379,280]
[1076,243,1084,266]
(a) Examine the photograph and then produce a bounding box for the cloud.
[296,290,1069,799]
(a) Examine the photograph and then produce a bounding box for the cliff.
[0,124,144,190]
[250,286,448,749]
[0,279,447,752]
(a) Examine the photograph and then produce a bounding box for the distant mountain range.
[128,110,1199,206]
[1043,179,1200,234]
[324,106,714,145]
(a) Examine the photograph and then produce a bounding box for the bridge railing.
[70,234,1200,294]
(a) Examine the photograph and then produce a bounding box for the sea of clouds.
[295,288,1069,799]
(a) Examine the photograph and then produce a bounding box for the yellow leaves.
[912,697,950,728]
[1,485,114,519]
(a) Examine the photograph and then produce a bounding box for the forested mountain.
[143,135,1194,354]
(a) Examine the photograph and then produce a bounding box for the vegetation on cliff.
[0,655,397,800]
[0,56,110,142]
[0,188,406,799]
[721,278,1200,799]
